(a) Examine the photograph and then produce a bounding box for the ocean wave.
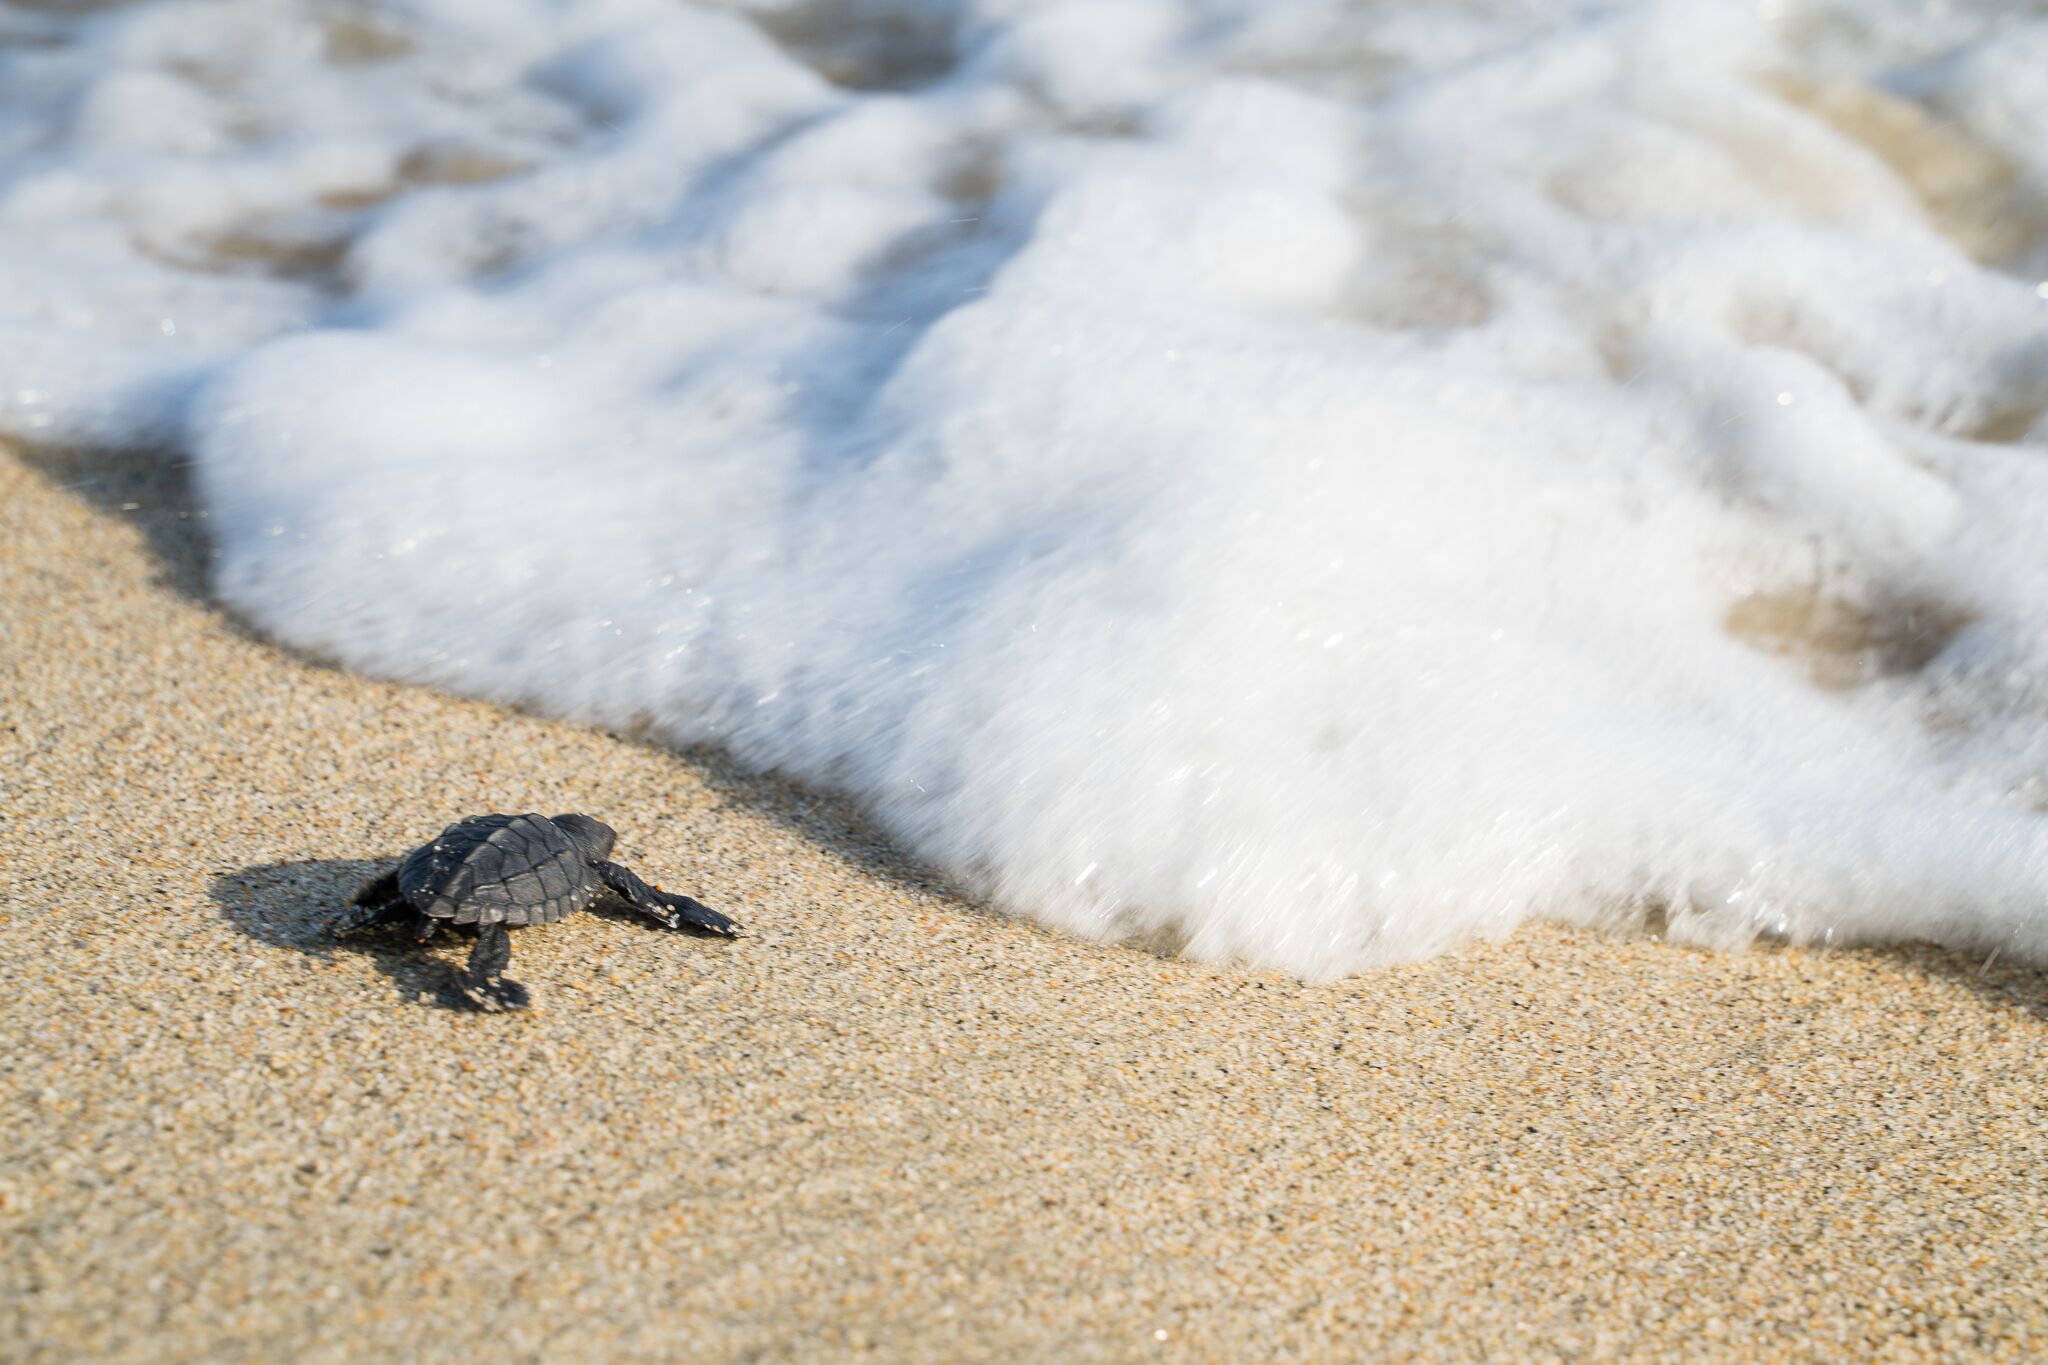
[7,0,2048,973]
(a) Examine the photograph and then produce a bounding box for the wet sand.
[4,441,2047,1361]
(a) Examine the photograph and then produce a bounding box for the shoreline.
[5,442,2047,1359]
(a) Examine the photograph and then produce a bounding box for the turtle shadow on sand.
[214,858,474,1009]
[211,857,706,1011]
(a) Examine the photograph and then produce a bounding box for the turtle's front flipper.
[333,870,408,936]
[596,861,743,938]
[458,922,529,1012]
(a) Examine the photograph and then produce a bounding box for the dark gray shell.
[398,813,602,926]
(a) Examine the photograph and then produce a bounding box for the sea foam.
[6,0,2048,974]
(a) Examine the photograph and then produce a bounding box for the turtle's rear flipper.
[334,875,409,937]
[458,922,529,1012]
[353,869,400,905]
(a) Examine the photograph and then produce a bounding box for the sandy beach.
[4,439,2047,1360]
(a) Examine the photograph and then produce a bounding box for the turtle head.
[552,813,617,864]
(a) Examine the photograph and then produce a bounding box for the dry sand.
[3,439,2047,1361]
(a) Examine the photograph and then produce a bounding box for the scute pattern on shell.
[397,813,602,926]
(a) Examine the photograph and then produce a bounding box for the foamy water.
[7,0,2048,975]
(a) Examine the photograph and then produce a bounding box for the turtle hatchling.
[336,813,740,1011]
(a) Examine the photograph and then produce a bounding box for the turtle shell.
[398,813,602,926]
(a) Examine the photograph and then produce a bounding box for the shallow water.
[6,0,2047,975]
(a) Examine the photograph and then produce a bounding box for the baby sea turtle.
[336,813,739,1011]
